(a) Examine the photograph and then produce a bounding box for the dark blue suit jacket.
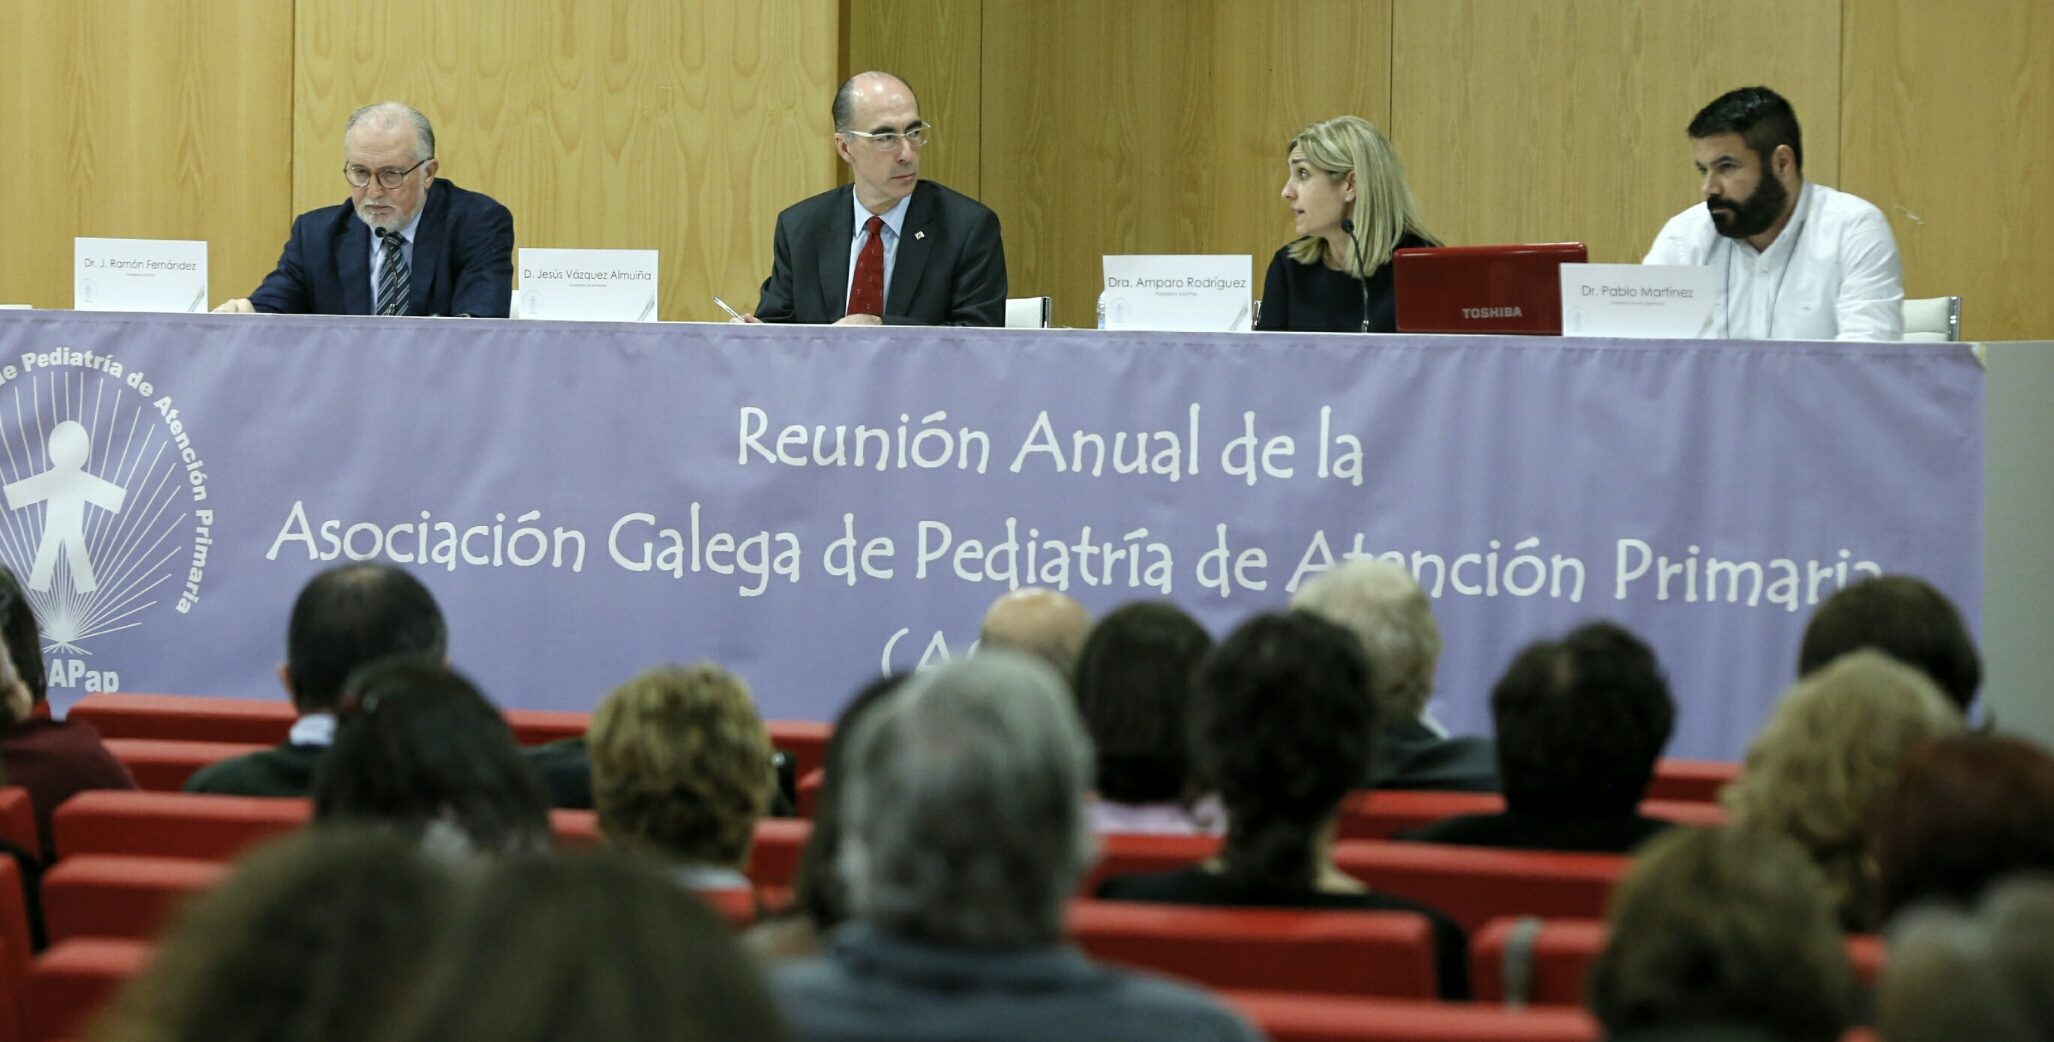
[249,179,514,317]
[753,180,1006,326]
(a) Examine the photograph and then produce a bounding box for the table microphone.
[1341,217,1372,333]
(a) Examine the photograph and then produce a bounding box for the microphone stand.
[1341,217,1372,333]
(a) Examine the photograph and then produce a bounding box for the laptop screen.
[1393,243,1590,335]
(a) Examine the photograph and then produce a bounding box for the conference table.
[0,310,1993,760]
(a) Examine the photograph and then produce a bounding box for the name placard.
[517,248,659,322]
[1561,263,1717,338]
[1100,255,1252,332]
[74,238,208,313]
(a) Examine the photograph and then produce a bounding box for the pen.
[711,295,745,322]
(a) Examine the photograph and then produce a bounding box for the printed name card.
[517,249,659,322]
[1560,263,1717,339]
[1100,255,1253,332]
[74,238,208,312]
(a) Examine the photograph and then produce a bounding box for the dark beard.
[1706,173,1788,240]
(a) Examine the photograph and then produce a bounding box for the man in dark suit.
[215,102,513,317]
[185,563,447,796]
[743,72,1006,327]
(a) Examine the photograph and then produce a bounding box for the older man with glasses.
[742,71,1007,327]
[216,101,514,317]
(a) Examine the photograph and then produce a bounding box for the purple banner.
[0,311,1983,759]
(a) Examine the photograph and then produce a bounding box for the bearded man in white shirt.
[1644,86,1903,341]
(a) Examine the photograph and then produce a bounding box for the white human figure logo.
[4,421,128,593]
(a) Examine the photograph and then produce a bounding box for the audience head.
[1291,558,1440,728]
[284,563,447,714]
[1490,621,1675,817]
[1877,876,2054,1042]
[789,673,905,935]
[312,659,551,854]
[837,651,1093,947]
[1589,827,1852,1042]
[1723,650,1963,930]
[377,851,787,1042]
[589,663,773,873]
[1873,734,2054,924]
[0,565,48,708]
[90,827,452,1042]
[1281,115,1432,276]
[1799,574,1981,713]
[977,587,1094,687]
[1199,611,1374,891]
[1072,601,1212,805]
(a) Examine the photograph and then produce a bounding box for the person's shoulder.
[776,184,851,225]
[1092,964,1263,1040]
[1399,811,1509,846]
[1655,200,1714,240]
[1095,867,1214,903]
[287,200,356,238]
[1808,181,1886,220]
[917,179,997,220]
[184,743,320,796]
[432,179,514,220]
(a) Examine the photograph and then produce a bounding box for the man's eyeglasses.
[841,125,933,153]
[343,156,433,190]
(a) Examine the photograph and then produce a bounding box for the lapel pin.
[914,230,926,241]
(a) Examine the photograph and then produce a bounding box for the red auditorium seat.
[0,858,33,1042]
[0,788,40,863]
[796,767,825,818]
[40,856,227,944]
[101,739,270,792]
[1339,791,1725,841]
[1471,918,1888,1005]
[1081,833,1221,894]
[766,721,831,780]
[746,818,810,888]
[1225,991,1599,1042]
[1333,842,1628,934]
[1644,759,1738,803]
[52,792,308,861]
[1069,901,1438,999]
[67,694,291,744]
[26,938,150,1042]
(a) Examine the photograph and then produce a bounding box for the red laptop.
[1393,243,1589,335]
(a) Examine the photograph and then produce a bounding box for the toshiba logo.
[1462,306,1524,319]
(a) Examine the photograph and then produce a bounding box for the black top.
[1095,866,1469,999]
[1400,810,1674,855]
[1255,233,1432,334]
[183,743,326,797]
[1368,719,1499,792]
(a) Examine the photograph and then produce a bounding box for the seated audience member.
[1098,611,1469,999]
[589,663,774,891]
[1723,651,1962,931]
[376,852,788,1042]
[1876,876,2054,1042]
[0,566,135,851]
[1072,602,1219,834]
[1798,574,1981,714]
[187,562,447,797]
[1404,621,1676,853]
[978,587,1094,687]
[745,674,903,962]
[1872,734,2054,926]
[1255,115,1437,333]
[1293,559,1497,791]
[89,827,453,1042]
[312,659,552,854]
[1589,827,1853,1042]
[770,653,1260,1042]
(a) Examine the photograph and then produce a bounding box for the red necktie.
[847,215,885,317]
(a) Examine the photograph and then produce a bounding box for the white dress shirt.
[844,192,912,312]
[365,207,425,309]
[1643,181,1904,341]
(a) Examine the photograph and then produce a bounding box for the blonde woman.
[1723,649,1962,931]
[1256,115,1437,333]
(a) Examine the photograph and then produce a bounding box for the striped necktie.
[376,232,410,316]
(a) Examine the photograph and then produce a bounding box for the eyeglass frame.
[343,155,434,191]
[839,123,934,153]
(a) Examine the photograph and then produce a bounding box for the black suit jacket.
[183,743,325,797]
[1367,720,1501,793]
[754,180,1006,326]
[249,179,515,317]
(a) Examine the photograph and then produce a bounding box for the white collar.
[289,712,337,747]
[851,190,913,238]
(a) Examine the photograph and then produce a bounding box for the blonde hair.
[1723,650,1963,930]
[1284,115,1434,277]
[590,663,774,871]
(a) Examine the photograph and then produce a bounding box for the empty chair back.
[1333,841,1628,934]
[1071,901,1437,999]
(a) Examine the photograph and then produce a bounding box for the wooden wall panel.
[0,0,293,309]
[1391,0,1840,267]
[847,0,982,197]
[292,0,841,321]
[979,1,1393,328]
[1841,1,2054,341]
